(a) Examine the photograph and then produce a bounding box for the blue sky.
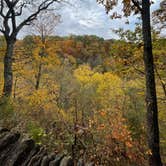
[53,0,161,39]
[21,0,161,39]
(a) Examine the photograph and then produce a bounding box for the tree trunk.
[13,76,18,99]
[35,62,42,90]
[3,41,15,97]
[142,0,162,165]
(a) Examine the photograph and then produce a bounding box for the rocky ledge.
[0,128,74,166]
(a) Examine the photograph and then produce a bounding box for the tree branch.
[0,28,5,34]
[3,10,11,38]
[131,0,142,12]
[0,0,5,18]
[154,65,166,97]
[15,2,26,16]
[16,0,59,35]
[133,65,145,75]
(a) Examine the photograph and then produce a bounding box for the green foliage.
[0,97,17,129]
[0,98,14,119]
[27,121,46,144]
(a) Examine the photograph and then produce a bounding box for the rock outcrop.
[0,128,74,166]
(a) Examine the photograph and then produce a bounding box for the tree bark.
[35,62,42,90]
[142,0,162,165]
[3,41,15,97]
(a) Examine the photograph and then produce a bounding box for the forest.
[0,0,166,166]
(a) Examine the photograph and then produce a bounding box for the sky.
[53,0,161,39]
[22,0,161,39]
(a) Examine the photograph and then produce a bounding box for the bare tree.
[0,0,61,97]
[31,11,60,90]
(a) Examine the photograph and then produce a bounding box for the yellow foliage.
[26,87,58,112]
[74,64,124,108]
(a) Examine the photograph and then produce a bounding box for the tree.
[31,12,60,90]
[97,0,162,165]
[0,0,60,97]
[153,0,166,33]
[0,35,6,93]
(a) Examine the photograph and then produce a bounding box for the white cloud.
[21,0,162,39]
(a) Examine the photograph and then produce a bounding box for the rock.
[27,147,47,166]
[41,153,56,166]
[60,156,74,166]
[85,163,94,166]
[0,138,34,165]
[22,145,41,166]
[47,153,56,161]
[0,127,9,133]
[77,159,84,166]
[4,139,35,166]
[49,154,64,166]
[0,132,20,152]
[41,155,49,166]
[0,136,20,165]
[0,129,91,166]
[0,132,21,165]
